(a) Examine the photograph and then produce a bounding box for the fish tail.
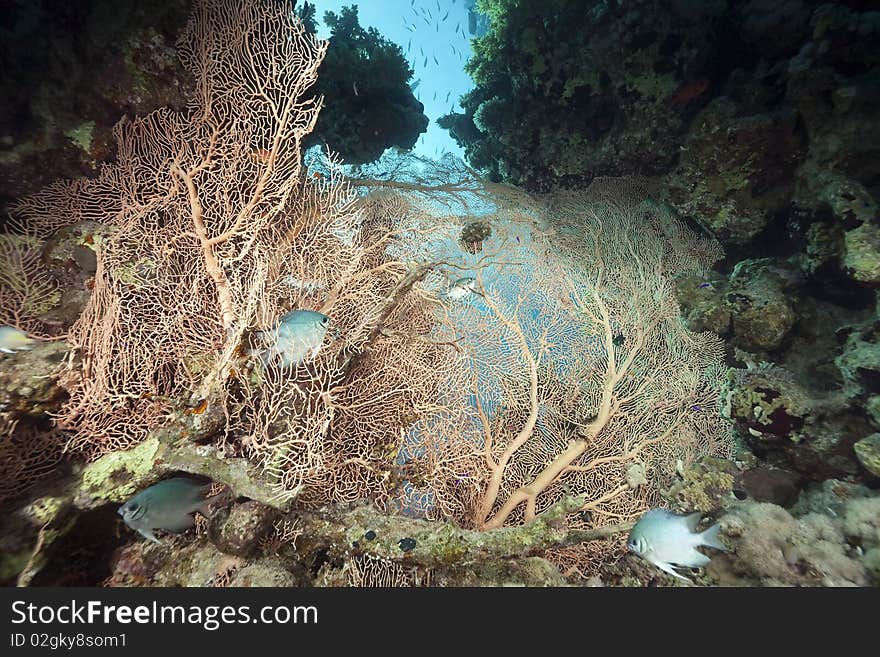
[195,485,224,518]
[699,522,729,552]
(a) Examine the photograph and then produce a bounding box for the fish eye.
[321,317,329,326]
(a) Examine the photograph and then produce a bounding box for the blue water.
[312,0,477,159]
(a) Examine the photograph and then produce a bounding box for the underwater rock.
[661,456,739,513]
[0,495,77,586]
[864,548,880,585]
[430,556,567,587]
[440,0,727,190]
[714,501,868,586]
[72,426,289,513]
[674,274,731,336]
[740,467,801,507]
[785,6,880,179]
[210,500,278,558]
[0,0,191,210]
[843,222,880,284]
[835,330,880,398]
[737,0,813,62]
[40,221,115,279]
[853,433,880,477]
[77,438,165,508]
[728,361,869,480]
[37,289,92,330]
[0,340,70,420]
[668,99,806,250]
[229,557,296,587]
[729,366,811,444]
[842,496,880,549]
[726,259,799,352]
[678,258,804,353]
[796,166,877,229]
[148,542,244,587]
[799,221,845,276]
[790,478,873,518]
[867,395,880,427]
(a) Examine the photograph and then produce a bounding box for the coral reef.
[299,4,429,164]
[2,0,879,589]
[446,0,880,516]
[713,501,869,586]
[686,481,880,586]
[0,0,192,213]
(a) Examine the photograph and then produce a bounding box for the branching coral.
[6,2,734,584]
[364,172,736,576]
[8,2,473,517]
[0,232,61,336]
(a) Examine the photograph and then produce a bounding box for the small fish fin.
[162,514,198,534]
[684,511,703,531]
[681,550,711,568]
[699,522,729,552]
[654,560,692,584]
[256,347,275,367]
[138,528,161,544]
[197,500,214,518]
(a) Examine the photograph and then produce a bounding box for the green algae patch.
[81,437,161,502]
[25,496,68,526]
[843,223,880,284]
[854,434,880,477]
[64,121,95,154]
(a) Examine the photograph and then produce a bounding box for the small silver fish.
[628,509,728,582]
[118,478,212,544]
[433,54,439,65]
[0,325,35,354]
[442,277,480,301]
[260,309,330,368]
